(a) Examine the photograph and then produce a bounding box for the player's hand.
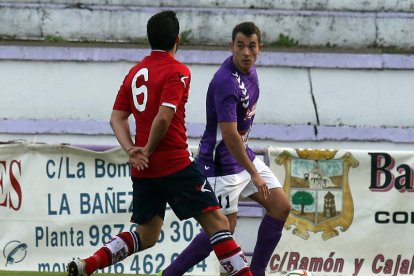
[251,173,269,200]
[127,147,149,171]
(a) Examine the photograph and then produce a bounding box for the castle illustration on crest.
[275,149,359,240]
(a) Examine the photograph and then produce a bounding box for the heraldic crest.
[274,149,359,240]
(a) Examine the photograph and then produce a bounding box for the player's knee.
[277,200,291,220]
[267,201,291,221]
[197,210,230,235]
[139,235,159,250]
[281,201,291,220]
[216,212,231,231]
[227,216,237,234]
[147,237,158,248]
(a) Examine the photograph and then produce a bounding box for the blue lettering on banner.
[37,256,208,274]
[45,157,85,179]
[95,159,130,178]
[38,262,66,272]
[34,219,209,274]
[45,157,130,179]
[80,188,133,214]
[35,226,84,247]
[34,224,136,248]
[129,254,207,274]
[48,193,71,215]
[34,219,201,248]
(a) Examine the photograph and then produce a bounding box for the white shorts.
[209,157,282,215]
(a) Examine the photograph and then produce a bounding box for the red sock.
[84,231,140,275]
[84,249,109,275]
[210,231,252,276]
[84,256,97,276]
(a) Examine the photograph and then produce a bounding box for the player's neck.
[169,44,178,57]
[151,49,176,58]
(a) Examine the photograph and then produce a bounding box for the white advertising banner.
[267,147,414,276]
[2,143,414,275]
[0,143,219,275]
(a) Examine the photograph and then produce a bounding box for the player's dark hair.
[232,22,261,43]
[147,10,179,50]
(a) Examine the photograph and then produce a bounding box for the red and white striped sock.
[210,230,252,276]
[84,231,140,275]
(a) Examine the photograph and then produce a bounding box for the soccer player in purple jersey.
[162,22,291,276]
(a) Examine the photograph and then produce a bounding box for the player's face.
[230,32,262,73]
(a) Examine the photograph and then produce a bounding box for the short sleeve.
[214,79,238,122]
[160,65,191,111]
[113,74,132,113]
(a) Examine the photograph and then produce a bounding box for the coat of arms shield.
[274,149,359,240]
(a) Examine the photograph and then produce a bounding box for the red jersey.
[113,50,193,178]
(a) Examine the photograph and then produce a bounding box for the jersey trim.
[162,102,177,111]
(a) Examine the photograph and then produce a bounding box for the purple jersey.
[196,56,258,177]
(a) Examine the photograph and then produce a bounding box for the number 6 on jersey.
[131,68,148,112]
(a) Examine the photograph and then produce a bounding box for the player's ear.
[229,41,233,50]
[176,35,180,45]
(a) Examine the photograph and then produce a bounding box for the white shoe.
[67,258,88,276]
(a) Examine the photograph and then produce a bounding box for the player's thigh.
[210,172,251,215]
[250,187,291,220]
[241,157,282,198]
[131,177,167,225]
[256,159,291,218]
[166,162,220,220]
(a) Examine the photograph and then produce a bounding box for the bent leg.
[196,209,252,276]
[249,187,291,275]
[83,215,163,275]
[162,213,237,276]
[162,230,212,276]
[163,212,240,276]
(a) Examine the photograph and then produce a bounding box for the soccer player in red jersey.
[67,10,253,276]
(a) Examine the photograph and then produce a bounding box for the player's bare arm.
[110,110,134,152]
[110,110,149,170]
[127,148,149,171]
[143,105,175,157]
[219,121,269,199]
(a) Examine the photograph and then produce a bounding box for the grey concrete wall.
[2,0,414,12]
[1,1,414,49]
[1,44,414,151]
[1,1,414,150]
[2,44,413,128]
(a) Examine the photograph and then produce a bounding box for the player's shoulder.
[211,66,238,86]
[121,62,146,84]
[157,59,189,81]
[171,59,191,73]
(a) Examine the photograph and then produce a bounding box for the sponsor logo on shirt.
[232,72,249,109]
[245,103,257,120]
[195,180,211,193]
[178,73,189,88]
